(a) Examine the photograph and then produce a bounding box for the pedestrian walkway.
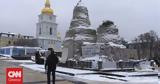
[0,59,73,84]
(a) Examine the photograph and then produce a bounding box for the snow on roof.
[0,32,34,37]
[0,32,18,35]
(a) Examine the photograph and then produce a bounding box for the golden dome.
[41,0,54,15]
[42,8,53,15]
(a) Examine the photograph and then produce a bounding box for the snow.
[20,63,158,84]
[83,42,104,45]
[0,56,12,60]
[37,37,59,40]
[108,42,126,48]
[83,42,96,45]
[112,71,157,77]
[21,64,45,72]
[64,34,94,41]
[5,60,34,63]
[76,74,124,83]
[20,64,94,74]
[110,25,117,29]
[81,56,99,61]
[67,58,77,61]
[64,37,74,41]
[81,55,103,61]
[78,13,87,18]
[1,32,18,35]
[127,77,158,83]
[20,64,124,83]
[86,41,126,49]
[75,25,92,29]
[57,67,94,75]
[75,34,94,41]
[64,35,93,41]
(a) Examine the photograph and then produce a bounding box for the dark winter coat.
[46,52,59,70]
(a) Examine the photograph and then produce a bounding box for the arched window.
[39,27,41,35]
[50,27,52,35]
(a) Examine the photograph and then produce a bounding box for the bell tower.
[36,0,61,51]
[36,0,57,39]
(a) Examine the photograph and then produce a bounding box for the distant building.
[0,32,34,47]
[36,0,62,51]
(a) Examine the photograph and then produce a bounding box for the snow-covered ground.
[20,64,125,84]
[4,59,34,63]
[158,72,160,84]
[19,63,158,84]
[2,59,158,84]
[0,56,13,60]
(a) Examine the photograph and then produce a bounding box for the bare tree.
[132,30,159,60]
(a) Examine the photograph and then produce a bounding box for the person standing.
[46,48,59,84]
[44,50,50,73]
[35,51,41,64]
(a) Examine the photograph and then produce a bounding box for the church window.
[49,16,52,20]
[39,27,41,35]
[50,27,52,35]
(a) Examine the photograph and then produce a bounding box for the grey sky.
[0,0,159,41]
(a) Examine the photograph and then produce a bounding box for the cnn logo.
[8,71,22,78]
[6,68,23,84]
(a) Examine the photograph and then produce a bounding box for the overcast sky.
[0,0,159,41]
